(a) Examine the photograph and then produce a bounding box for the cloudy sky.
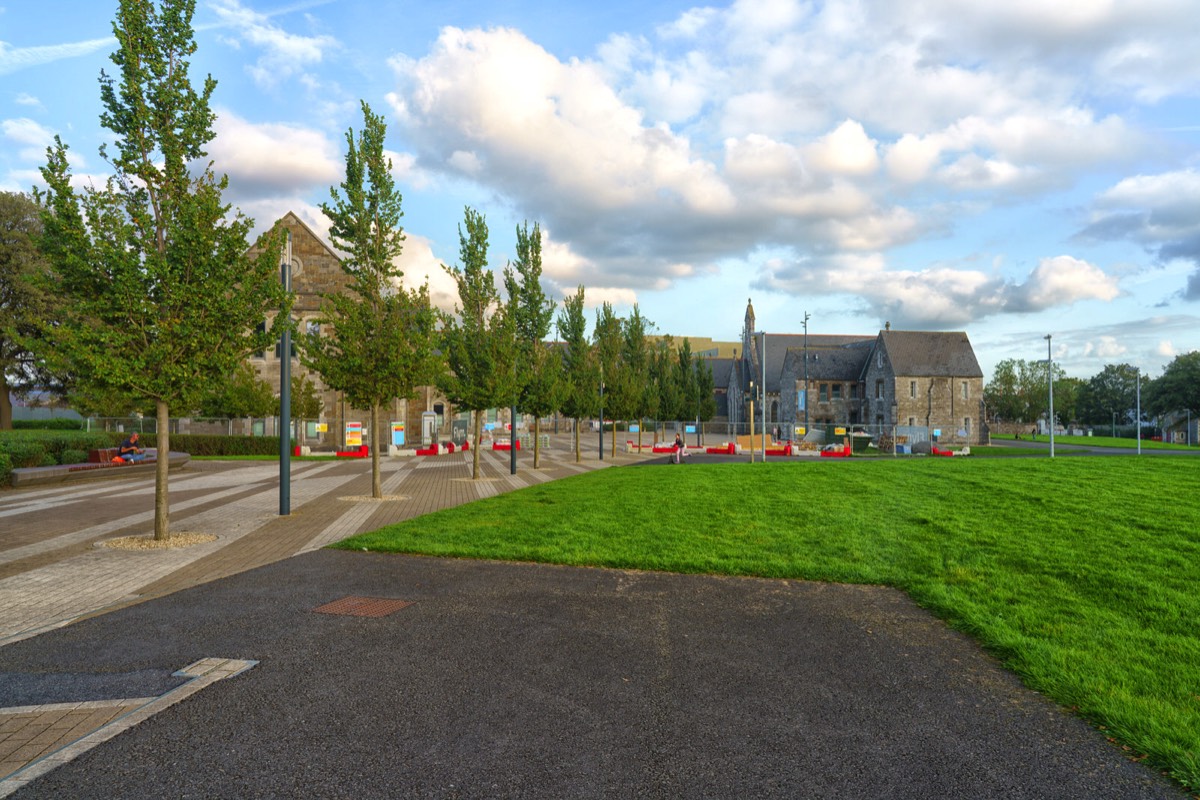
[3,0,1199,380]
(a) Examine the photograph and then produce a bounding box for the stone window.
[819,383,829,402]
[252,321,267,359]
[961,381,969,399]
[908,417,915,427]
[909,380,917,398]
[875,380,883,400]
[832,384,842,400]
[850,384,858,400]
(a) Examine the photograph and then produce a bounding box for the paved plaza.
[0,439,1188,798]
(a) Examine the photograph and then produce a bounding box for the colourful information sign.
[346,421,362,447]
[391,422,405,446]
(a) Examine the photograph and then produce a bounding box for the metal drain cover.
[312,596,413,617]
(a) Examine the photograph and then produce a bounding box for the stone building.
[727,299,986,445]
[246,212,453,449]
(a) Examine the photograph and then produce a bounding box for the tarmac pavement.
[0,436,1189,798]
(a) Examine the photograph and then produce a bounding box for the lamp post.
[1136,368,1142,455]
[753,330,766,459]
[279,231,292,515]
[598,364,604,462]
[802,312,810,438]
[1044,334,1054,459]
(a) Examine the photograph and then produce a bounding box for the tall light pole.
[1136,367,1142,455]
[598,364,604,462]
[279,231,292,515]
[1044,334,1054,459]
[753,330,767,459]
[802,312,810,437]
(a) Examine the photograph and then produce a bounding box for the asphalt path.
[1,551,1185,799]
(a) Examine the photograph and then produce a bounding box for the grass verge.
[337,456,1200,791]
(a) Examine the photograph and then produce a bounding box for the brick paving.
[0,435,651,787]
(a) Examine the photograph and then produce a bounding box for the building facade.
[246,213,454,449]
[727,299,987,445]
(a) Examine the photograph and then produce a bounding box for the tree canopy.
[0,191,53,430]
[36,0,288,539]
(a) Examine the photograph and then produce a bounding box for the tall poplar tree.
[440,207,517,479]
[503,222,557,468]
[556,286,595,462]
[592,302,624,457]
[622,305,653,450]
[37,0,288,540]
[303,101,441,498]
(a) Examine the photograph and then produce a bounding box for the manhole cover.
[312,596,413,617]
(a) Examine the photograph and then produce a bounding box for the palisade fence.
[84,417,323,439]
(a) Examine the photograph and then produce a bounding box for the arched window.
[770,400,779,423]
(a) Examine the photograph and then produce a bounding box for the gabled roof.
[705,356,735,388]
[785,339,874,381]
[877,331,983,378]
[276,211,342,262]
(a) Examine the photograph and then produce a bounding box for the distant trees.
[1146,352,1200,419]
[1076,364,1140,427]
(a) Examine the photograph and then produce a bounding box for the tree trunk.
[0,377,12,430]
[611,422,616,457]
[153,400,170,541]
[370,403,382,498]
[637,417,643,451]
[574,417,580,463]
[472,409,482,479]
[533,416,541,468]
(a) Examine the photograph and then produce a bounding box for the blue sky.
[3,0,1199,381]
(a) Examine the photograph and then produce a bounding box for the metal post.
[279,231,292,515]
[1044,334,1054,459]
[510,405,517,475]
[803,313,810,436]
[598,365,604,461]
[1136,369,1142,455]
[760,331,767,460]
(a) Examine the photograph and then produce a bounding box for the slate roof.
[751,334,872,392]
[784,340,874,381]
[877,331,983,378]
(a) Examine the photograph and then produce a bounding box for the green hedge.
[1,431,285,485]
[13,419,85,431]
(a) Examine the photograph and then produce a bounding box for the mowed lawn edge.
[336,456,1200,791]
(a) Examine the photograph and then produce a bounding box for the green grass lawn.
[993,433,1197,450]
[338,456,1200,791]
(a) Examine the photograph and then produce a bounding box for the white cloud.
[395,233,459,313]
[1,117,55,161]
[1155,340,1176,358]
[1083,336,1128,358]
[0,37,112,76]
[209,111,341,198]
[210,0,338,89]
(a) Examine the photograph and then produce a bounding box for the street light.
[802,312,810,437]
[279,231,292,515]
[598,363,604,462]
[752,330,766,460]
[1044,334,1054,459]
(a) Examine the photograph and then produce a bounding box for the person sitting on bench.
[118,432,147,463]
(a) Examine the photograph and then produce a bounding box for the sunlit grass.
[338,456,1200,790]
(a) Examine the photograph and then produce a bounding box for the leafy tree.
[695,356,718,432]
[36,0,288,540]
[303,101,441,498]
[652,336,683,437]
[622,305,654,450]
[503,221,557,468]
[1146,352,1200,418]
[440,207,517,479]
[592,302,625,457]
[1077,363,1139,427]
[199,362,276,418]
[1054,376,1085,428]
[555,286,595,462]
[289,372,324,420]
[0,191,53,429]
[985,357,1061,423]
[676,337,698,429]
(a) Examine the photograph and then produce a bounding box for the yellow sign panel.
[794,426,806,436]
[316,423,328,433]
[835,427,846,435]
